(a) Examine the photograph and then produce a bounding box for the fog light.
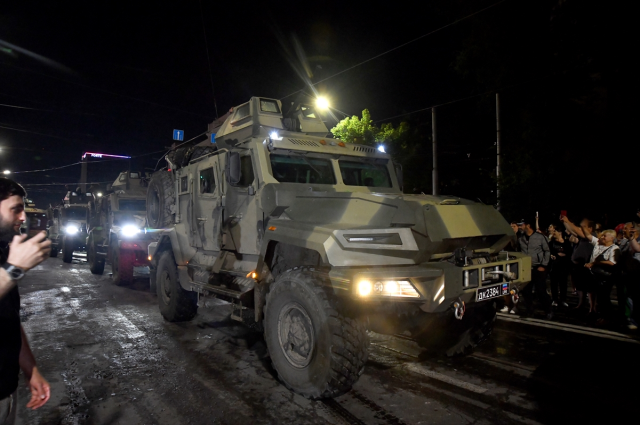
[148,256,152,261]
[357,280,372,296]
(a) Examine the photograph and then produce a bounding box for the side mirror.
[394,163,404,192]
[226,152,242,186]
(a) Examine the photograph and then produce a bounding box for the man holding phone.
[0,178,52,425]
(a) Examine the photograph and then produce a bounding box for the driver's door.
[193,156,222,251]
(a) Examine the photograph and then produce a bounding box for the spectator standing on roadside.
[0,178,52,425]
[563,217,596,311]
[549,224,572,308]
[619,222,640,329]
[500,221,520,314]
[517,218,553,319]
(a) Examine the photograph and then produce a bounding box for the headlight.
[65,225,79,234]
[355,279,420,298]
[121,225,141,237]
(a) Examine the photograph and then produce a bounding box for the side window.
[232,103,250,123]
[238,156,255,187]
[200,168,215,194]
[180,176,189,193]
[119,174,126,182]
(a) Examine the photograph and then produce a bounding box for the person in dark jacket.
[518,218,553,319]
[0,178,51,425]
[561,216,596,312]
[549,224,572,308]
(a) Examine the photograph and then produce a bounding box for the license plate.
[476,283,510,302]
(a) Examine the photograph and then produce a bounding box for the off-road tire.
[264,268,369,399]
[111,246,134,286]
[88,235,105,275]
[412,301,496,357]
[147,170,175,229]
[156,251,197,321]
[62,238,74,263]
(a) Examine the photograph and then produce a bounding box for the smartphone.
[560,210,567,218]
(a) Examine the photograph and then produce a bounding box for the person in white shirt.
[582,225,620,315]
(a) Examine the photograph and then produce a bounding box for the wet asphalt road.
[14,255,640,425]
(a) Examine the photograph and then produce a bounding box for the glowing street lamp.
[315,97,330,110]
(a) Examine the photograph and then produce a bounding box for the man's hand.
[7,232,51,271]
[25,367,50,410]
[537,266,545,272]
[551,255,556,260]
[559,215,569,223]
[585,262,594,269]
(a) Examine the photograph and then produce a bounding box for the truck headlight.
[65,225,79,234]
[121,225,141,237]
[355,279,420,298]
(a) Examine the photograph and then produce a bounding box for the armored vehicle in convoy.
[86,171,155,285]
[22,199,48,239]
[147,97,531,399]
[48,191,92,262]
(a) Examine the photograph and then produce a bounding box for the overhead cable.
[279,0,510,101]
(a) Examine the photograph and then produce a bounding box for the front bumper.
[118,239,153,267]
[328,252,531,313]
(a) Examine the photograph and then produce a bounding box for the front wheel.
[88,236,105,275]
[111,245,133,286]
[156,251,197,322]
[62,238,74,263]
[264,268,369,399]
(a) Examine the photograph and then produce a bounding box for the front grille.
[352,146,375,153]
[288,138,319,146]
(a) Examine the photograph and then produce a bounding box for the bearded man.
[0,178,52,425]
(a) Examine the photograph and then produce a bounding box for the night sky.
[1,1,635,225]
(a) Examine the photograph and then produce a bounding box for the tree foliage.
[330,109,409,147]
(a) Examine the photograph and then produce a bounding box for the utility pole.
[80,155,87,194]
[496,93,501,210]
[432,107,438,196]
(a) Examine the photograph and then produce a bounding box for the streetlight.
[316,97,330,110]
[2,170,10,175]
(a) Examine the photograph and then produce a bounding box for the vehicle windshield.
[339,160,392,187]
[119,199,146,211]
[270,154,336,184]
[62,207,86,221]
[27,213,48,230]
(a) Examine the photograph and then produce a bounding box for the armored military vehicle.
[48,191,92,262]
[21,199,48,239]
[147,97,531,399]
[86,171,155,286]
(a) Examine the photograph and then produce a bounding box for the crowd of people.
[501,212,640,330]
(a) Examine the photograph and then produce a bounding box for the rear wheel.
[156,251,197,321]
[88,235,105,275]
[111,245,134,286]
[62,237,74,263]
[412,301,497,357]
[264,268,368,399]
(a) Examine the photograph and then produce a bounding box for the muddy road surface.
[14,255,640,424]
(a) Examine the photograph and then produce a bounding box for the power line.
[2,62,209,118]
[0,124,74,141]
[279,0,510,101]
[11,149,167,174]
[0,102,104,117]
[199,0,219,119]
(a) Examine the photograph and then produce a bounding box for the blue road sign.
[210,133,216,144]
[173,129,184,141]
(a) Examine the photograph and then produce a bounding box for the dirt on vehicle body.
[147,97,531,399]
[86,171,155,286]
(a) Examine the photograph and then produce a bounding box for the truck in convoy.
[146,97,531,399]
[22,199,48,239]
[86,171,155,286]
[47,191,93,262]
